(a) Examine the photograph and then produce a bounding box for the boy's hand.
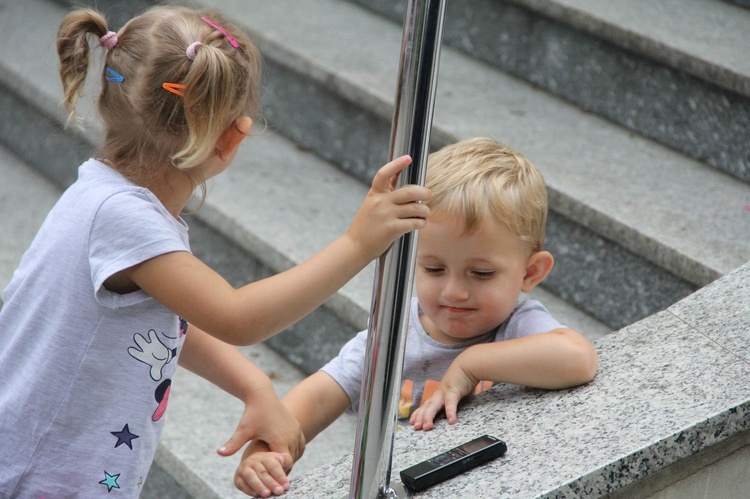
[410,361,478,431]
[217,393,305,465]
[235,440,293,497]
[346,156,431,261]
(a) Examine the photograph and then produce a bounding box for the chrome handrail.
[349,1,447,497]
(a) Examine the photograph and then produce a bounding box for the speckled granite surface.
[287,262,750,498]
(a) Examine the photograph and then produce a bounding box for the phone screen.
[457,435,496,454]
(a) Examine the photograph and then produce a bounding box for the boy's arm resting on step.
[234,370,353,496]
[411,328,599,431]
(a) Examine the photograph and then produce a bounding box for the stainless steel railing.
[348,1,446,497]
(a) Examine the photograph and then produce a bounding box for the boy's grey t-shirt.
[0,159,190,497]
[321,297,563,420]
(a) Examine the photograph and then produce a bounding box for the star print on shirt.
[99,471,121,492]
[111,424,139,450]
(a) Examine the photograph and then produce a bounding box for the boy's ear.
[216,116,253,161]
[521,250,554,293]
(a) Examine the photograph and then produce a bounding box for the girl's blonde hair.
[426,137,548,252]
[57,6,261,185]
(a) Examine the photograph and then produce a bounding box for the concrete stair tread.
[0,0,612,337]
[3,0,747,291]
[4,1,741,496]
[3,0,748,292]
[0,145,61,292]
[191,0,750,287]
[512,0,750,97]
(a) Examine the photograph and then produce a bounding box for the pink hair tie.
[201,16,239,48]
[186,41,202,61]
[99,31,118,51]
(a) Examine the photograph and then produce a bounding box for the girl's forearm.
[231,234,372,342]
[178,323,274,402]
[131,237,373,347]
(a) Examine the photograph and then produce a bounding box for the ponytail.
[57,9,110,126]
[174,37,251,169]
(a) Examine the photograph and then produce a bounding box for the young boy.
[234,138,599,497]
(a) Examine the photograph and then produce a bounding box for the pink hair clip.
[201,16,239,48]
[99,31,118,51]
[186,41,202,61]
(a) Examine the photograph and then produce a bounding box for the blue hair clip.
[105,66,124,83]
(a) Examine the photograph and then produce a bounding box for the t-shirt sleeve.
[320,329,370,413]
[502,299,565,340]
[89,190,190,307]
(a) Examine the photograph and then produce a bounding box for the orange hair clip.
[162,82,186,97]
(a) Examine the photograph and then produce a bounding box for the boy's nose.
[441,275,469,301]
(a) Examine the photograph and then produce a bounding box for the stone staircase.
[1,0,748,496]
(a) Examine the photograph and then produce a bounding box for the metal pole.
[349,1,446,497]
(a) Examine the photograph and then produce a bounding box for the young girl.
[0,5,430,497]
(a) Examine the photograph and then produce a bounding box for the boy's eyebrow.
[417,254,504,267]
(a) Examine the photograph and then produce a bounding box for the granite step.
[39,0,750,328]
[38,0,750,328]
[28,0,750,329]
[0,1,611,496]
[0,0,608,357]
[1,0,742,497]
[0,2,608,495]
[352,0,750,183]
[172,0,750,329]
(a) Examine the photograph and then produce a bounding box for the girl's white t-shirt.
[0,159,190,497]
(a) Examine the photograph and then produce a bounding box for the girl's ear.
[521,250,554,293]
[216,116,253,162]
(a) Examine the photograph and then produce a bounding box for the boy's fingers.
[443,392,460,425]
[276,452,295,473]
[235,469,268,497]
[445,404,458,425]
[238,467,275,498]
[258,470,285,496]
[264,457,291,491]
[411,404,438,431]
[410,410,423,430]
[234,453,293,497]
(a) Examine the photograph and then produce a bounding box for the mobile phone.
[399,434,507,492]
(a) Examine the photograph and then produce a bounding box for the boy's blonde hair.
[57,6,261,184]
[426,137,548,252]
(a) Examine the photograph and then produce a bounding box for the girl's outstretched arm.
[411,328,598,430]
[177,323,304,461]
[127,156,431,345]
